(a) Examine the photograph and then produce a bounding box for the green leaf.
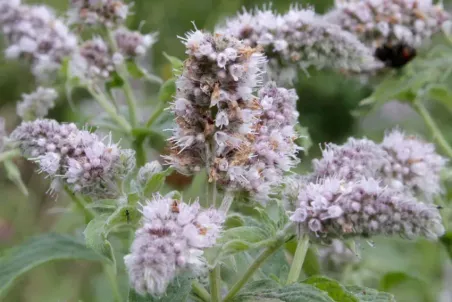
[128,272,193,302]
[304,276,358,302]
[158,78,176,103]
[232,283,335,302]
[221,240,252,256]
[440,232,452,259]
[295,125,312,155]
[221,226,269,244]
[126,60,146,79]
[105,71,125,99]
[163,52,184,72]
[426,84,452,113]
[84,214,111,257]
[144,170,173,197]
[3,160,28,196]
[346,286,396,302]
[0,233,109,297]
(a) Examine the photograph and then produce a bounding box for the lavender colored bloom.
[312,138,389,182]
[10,119,135,197]
[16,87,58,120]
[124,194,224,296]
[69,0,129,27]
[70,38,115,80]
[380,129,447,200]
[325,0,448,59]
[114,28,157,58]
[0,0,77,80]
[217,6,380,83]
[290,177,444,242]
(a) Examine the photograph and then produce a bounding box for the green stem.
[0,149,20,162]
[192,281,211,302]
[87,86,132,133]
[222,230,290,302]
[146,100,166,128]
[103,262,122,302]
[286,234,310,285]
[133,138,146,167]
[413,100,452,158]
[210,266,222,302]
[121,77,139,127]
[64,187,95,223]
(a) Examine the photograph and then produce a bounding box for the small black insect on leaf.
[374,43,417,68]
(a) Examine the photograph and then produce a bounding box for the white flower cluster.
[165,30,300,202]
[0,0,77,80]
[312,129,447,201]
[69,0,129,27]
[124,194,224,296]
[10,119,135,197]
[325,0,448,51]
[290,177,444,242]
[114,28,157,59]
[70,38,116,80]
[217,6,380,83]
[16,87,58,120]
[381,129,447,200]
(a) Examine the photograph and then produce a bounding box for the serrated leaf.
[304,276,358,302]
[128,272,193,302]
[0,233,109,297]
[158,78,176,103]
[233,283,335,302]
[346,286,396,302]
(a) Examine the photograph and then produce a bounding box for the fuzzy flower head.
[0,0,77,81]
[380,129,447,200]
[70,38,115,80]
[138,160,163,186]
[10,119,135,197]
[124,194,224,296]
[290,177,444,242]
[69,0,129,27]
[217,6,380,83]
[325,0,448,66]
[16,87,58,120]
[114,28,157,58]
[312,138,389,182]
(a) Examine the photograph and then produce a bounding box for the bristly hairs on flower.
[290,176,444,243]
[16,87,58,120]
[137,160,163,186]
[216,5,381,84]
[114,27,158,59]
[0,0,77,81]
[124,194,225,296]
[9,119,135,198]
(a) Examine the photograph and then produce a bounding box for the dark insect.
[125,209,131,224]
[374,43,417,68]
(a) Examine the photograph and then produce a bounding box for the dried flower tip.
[10,119,135,198]
[124,194,224,296]
[290,177,444,242]
[69,0,129,27]
[380,129,447,201]
[16,87,58,120]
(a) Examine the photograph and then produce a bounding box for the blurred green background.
[1,0,452,301]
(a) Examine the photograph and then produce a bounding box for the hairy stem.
[192,281,211,302]
[286,234,309,285]
[209,266,222,302]
[413,100,452,158]
[0,149,20,163]
[103,260,123,302]
[87,86,132,133]
[223,223,295,301]
[133,138,146,167]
